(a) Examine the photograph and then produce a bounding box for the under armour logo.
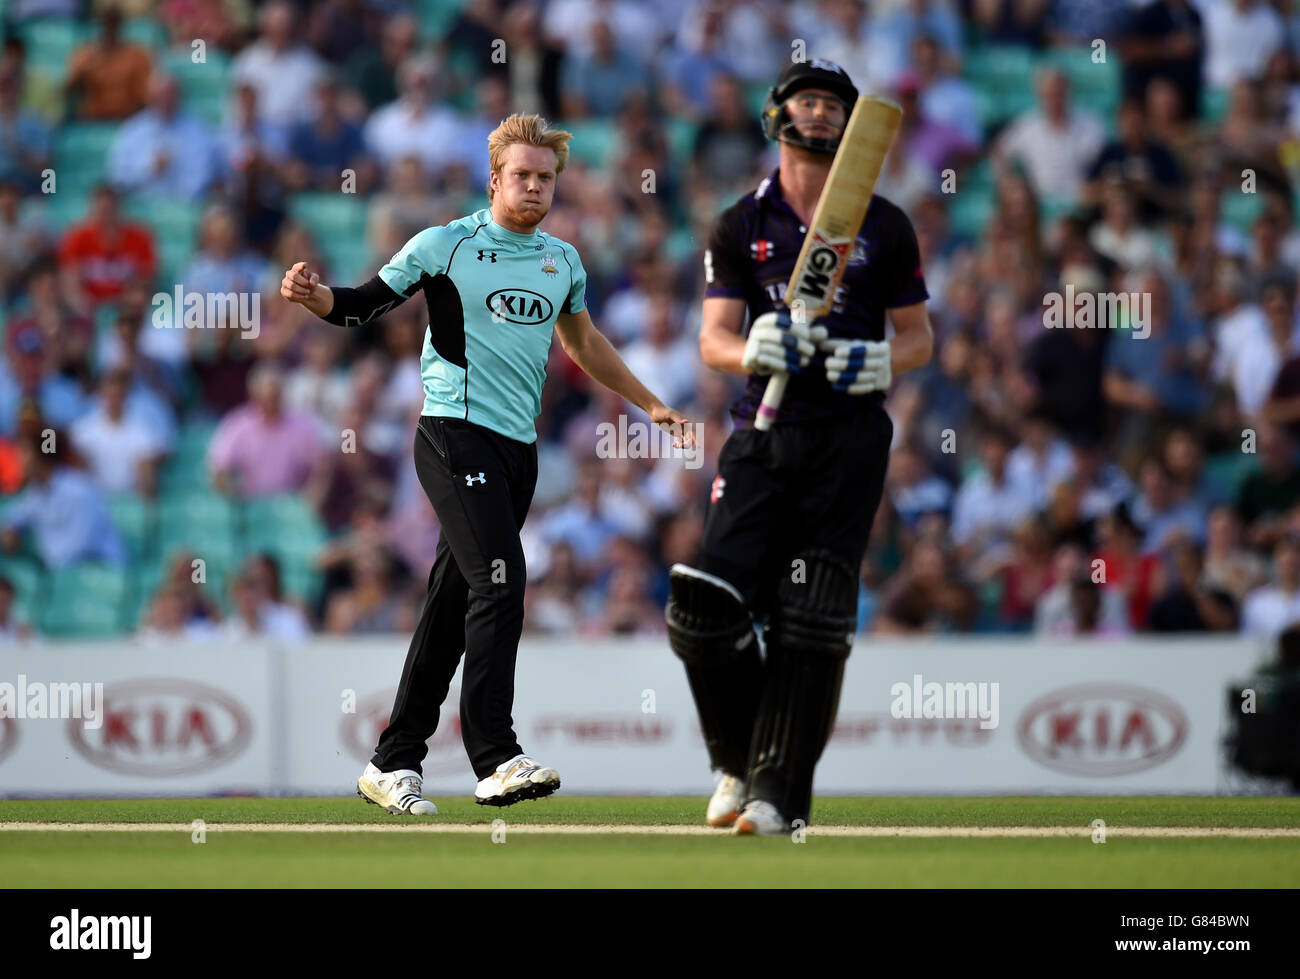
[710,475,725,503]
[466,472,486,485]
[477,250,497,263]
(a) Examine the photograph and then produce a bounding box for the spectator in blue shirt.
[0,322,88,437]
[108,72,218,201]
[283,73,375,194]
[0,435,126,570]
[0,68,51,194]
[559,20,653,119]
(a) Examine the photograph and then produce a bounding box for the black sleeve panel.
[321,274,410,327]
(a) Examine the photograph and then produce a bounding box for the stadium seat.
[1202,87,1230,125]
[157,489,239,568]
[1204,452,1260,501]
[1221,191,1263,235]
[121,16,166,51]
[106,493,155,563]
[665,117,697,168]
[18,18,93,79]
[963,45,1036,96]
[322,238,375,285]
[162,48,233,125]
[559,119,618,168]
[40,561,128,637]
[280,563,323,606]
[53,123,119,196]
[1040,48,1119,115]
[0,555,44,628]
[287,193,366,246]
[242,495,327,553]
[24,191,90,233]
[160,422,217,492]
[948,185,994,240]
[414,0,470,40]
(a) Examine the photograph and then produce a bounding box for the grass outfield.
[3,797,1299,888]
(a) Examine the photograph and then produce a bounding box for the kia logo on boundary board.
[1017,683,1188,776]
[68,678,252,777]
[340,687,464,776]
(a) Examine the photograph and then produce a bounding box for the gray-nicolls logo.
[465,473,486,486]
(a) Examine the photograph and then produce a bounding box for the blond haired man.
[282,114,690,812]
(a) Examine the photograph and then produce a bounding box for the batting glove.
[822,338,892,394]
[741,310,828,375]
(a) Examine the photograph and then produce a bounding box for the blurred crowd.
[1,0,1299,642]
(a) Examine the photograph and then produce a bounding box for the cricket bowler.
[281,114,690,812]
[666,61,935,835]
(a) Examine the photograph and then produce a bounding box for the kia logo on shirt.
[1017,683,1188,776]
[340,687,464,776]
[486,289,555,325]
[68,678,252,776]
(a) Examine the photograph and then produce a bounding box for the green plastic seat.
[0,555,44,626]
[287,192,367,244]
[242,495,328,564]
[1040,48,1119,109]
[948,186,994,240]
[964,45,1036,95]
[106,493,154,562]
[54,122,119,191]
[415,0,470,40]
[19,18,91,75]
[665,117,697,168]
[157,490,239,566]
[279,563,323,606]
[124,197,202,247]
[1221,192,1264,235]
[41,561,128,637]
[1202,87,1230,125]
[121,16,167,50]
[1204,452,1260,501]
[559,119,618,168]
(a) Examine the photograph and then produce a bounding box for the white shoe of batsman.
[356,762,438,814]
[706,774,746,828]
[733,800,790,836]
[474,754,561,807]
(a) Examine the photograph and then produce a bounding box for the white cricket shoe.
[706,774,745,828]
[474,753,561,807]
[357,762,438,814]
[733,800,790,836]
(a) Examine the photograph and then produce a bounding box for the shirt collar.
[485,211,541,244]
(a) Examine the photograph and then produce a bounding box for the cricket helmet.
[761,59,859,154]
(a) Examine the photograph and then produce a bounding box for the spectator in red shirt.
[1094,501,1161,629]
[57,184,156,310]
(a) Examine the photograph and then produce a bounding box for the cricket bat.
[754,96,903,431]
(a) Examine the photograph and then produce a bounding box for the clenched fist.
[280,261,320,304]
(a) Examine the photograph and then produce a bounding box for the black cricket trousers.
[372,415,538,780]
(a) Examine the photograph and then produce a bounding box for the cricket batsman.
[281,114,690,812]
[667,61,934,835]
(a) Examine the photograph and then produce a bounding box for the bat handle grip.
[755,371,788,432]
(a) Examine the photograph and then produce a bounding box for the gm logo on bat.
[486,289,555,325]
[793,231,853,306]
